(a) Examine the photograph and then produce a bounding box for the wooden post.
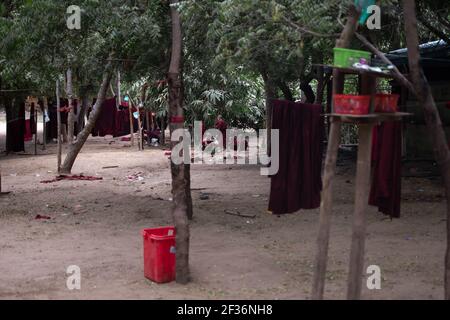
[347,123,374,299]
[311,5,360,300]
[56,80,62,173]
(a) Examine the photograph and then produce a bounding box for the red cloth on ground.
[24,119,33,141]
[369,122,402,218]
[268,100,324,214]
[92,98,117,137]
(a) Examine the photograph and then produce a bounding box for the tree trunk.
[59,65,113,174]
[262,72,276,156]
[168,0,190,284]
[42,96,48,150]
[56,80,62,173]
[76,91,89,133]
[66,69,75,143]
[117,70,121,109]
[402,0,450,299]
[277,81,294,101]
[300,80,316,104]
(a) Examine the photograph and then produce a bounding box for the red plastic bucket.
[374,94,399,113]
[142,226,176,283]
[333,94,371,115]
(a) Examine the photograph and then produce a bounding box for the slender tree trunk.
[77,94,89,133]
[128,98,135,147]
[161,117,166,145]
[168,0,190,284]
[300,80,316,104]
[66,69,75,143]
[56,80,62,173]
[145,111,151,145]
[262,72,276,156]
[137,104,143,151]
[402,0,450,299]
[117,70,121,109]
[42,96,48,150]
[277,81,294,101]
[59,65,113,174]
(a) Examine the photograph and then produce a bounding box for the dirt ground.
[0,112,447,300]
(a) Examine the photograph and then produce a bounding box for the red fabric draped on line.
[115,107,138,137]
[24,119,33,141]
[6,102,25,152]
[268,100,324,214]
[92,98,117,137]
[369,122,402,218]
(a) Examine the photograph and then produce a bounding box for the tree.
[168,0,191,284]
[402,0,450,300]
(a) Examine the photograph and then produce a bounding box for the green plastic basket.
[333,48,372,68]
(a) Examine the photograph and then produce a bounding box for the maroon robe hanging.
[268,100,324,214]
[369,122,402,218]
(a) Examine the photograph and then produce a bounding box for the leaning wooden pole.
[56,80,62,173]
[311,5,360,300]
[168,0,191,284]
[402,0,450,299]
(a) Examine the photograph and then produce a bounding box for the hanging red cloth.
[268,100,324,214]
[24,120,33,141]
[369,122,402,218]
[91,98,117,137]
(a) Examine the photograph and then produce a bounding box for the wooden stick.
[347,123,374,299]
[224,210,256,219]
[311,5,360,300]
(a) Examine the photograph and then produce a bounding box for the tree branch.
[282,16,341,38]
[355,32,416,95]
